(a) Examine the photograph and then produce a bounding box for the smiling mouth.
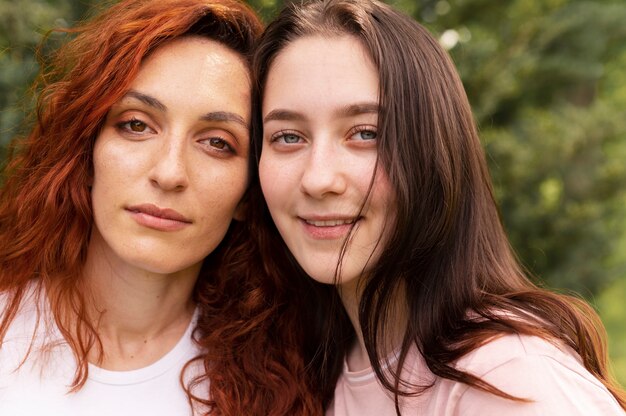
[304,218,357,227]
[299,217,360,240]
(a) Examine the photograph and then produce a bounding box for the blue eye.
[272,131,303,144]
[356,130,376,140]
[283,134,301,143]
[349,127,377,141]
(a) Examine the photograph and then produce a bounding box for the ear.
[233,192,248,222]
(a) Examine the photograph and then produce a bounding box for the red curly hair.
[0,0,320,414]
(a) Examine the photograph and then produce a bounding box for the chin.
[302,266,342,286]
[126,255,204,276]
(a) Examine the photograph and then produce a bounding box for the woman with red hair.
[0,0,318,415]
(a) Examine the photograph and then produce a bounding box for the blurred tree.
[598,260,626,385]
[247,0,284,22]
[398,0,626,295]
[0,0,94,161]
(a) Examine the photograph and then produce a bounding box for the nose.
[300,138,347,198]
[149,135,189,192]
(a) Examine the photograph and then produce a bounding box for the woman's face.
[90,36,250,275]
[259,35,395,288]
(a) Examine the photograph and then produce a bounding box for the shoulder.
[0,281,56,370]
[438,334,624,415]
[1,282,48,334]
[1,283,43,337]
[455,333,582,377]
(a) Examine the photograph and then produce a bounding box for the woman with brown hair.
[251,0,626,414]
[0,0,317,415]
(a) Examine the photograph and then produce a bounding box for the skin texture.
[85,36,250,369]
[91,36,250,276]
[260,35,394,291]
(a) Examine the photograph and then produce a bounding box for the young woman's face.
[260,35,395,288]
[90,36,250,275]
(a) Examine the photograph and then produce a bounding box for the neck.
[80,234,200,370]
[338,278,407,372]
[338,280,369,371]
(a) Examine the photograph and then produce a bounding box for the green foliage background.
[2,0,625,385]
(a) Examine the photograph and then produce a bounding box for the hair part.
[252,0,626,411]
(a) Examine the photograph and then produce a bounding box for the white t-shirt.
[0,288,206,416]
[328,334,625,416]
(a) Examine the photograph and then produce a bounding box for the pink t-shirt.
[328,334,624,415]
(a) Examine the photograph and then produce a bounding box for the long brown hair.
[251,0,626,411]
[0,0,319,414]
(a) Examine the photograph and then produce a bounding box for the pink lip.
[298,216,360,240]
[300,214,356,222]
[126,204,192,231]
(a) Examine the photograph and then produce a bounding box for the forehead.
[139,36,249,84]
[263,35,378,112]
[129,36,251,119]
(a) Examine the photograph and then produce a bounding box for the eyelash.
[270,130,304,145]
[115,117,155,136]
[114,116,237,155]
[200,136,236,155]
[268,125,377,146]
[347,125,378,142]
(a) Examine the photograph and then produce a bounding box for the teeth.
[305,219,355,227]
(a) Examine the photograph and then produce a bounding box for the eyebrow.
[200,111,248,128]
[122,90,248,128]
[263,109,305,123]
[337,102,380,117]
[124,90,167,112]
[263,101,379,123]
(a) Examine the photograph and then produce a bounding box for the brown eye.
[129,119,146,132]
[114,117,155,137]
[209,138,226,149]
[199,132,235,155]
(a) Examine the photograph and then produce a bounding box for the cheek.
[91,141,117,198]
[373,166,394,199]
[92,135,142,190]
[349,155,384,197]
[197,162,249,215]
[371,167,397,226]
[258,154,285,208]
